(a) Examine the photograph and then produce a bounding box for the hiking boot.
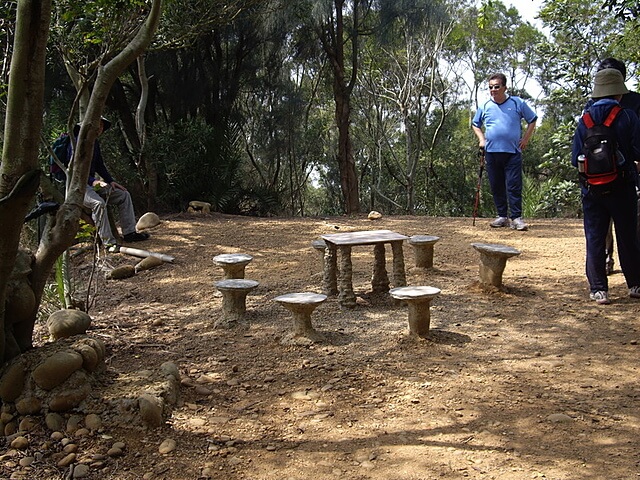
[511,217,528,231]
[589,290,610,305]
[123,231,150,242]
[490,217,510,228]
[630,286,640,298]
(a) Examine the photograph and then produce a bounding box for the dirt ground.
[20,213,640,479]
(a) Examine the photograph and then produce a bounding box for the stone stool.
[274,292,327,345]
[215,279,259,328]
[390,286,441,337]
[471,243,521,288]
[311,239,327,262]
[408,235,441,269]
[213,253,253,279]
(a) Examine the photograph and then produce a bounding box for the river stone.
[0,360,27,402]
[85,413,102,431]
[33,350,84,390]
[136,212,161,230]
[107,265,136,280]
[10,436,29,450]
[135,256,164,273]
[76,337,105,363]
[160,362,180,381]
[138,394,164,427]
[15,396,42,415]
[158,438,176,454]
[45,413,65,432]
[49,378,91,412]
[73,463,90,478]
[18,416,39,432]
[74,344,99,372]
[47,310,92,340]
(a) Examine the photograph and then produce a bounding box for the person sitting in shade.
[72,117,150,251]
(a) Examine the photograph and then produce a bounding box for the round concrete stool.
[213,253,253,279]
[390,286,441,337]
[274,292,327,345]
[215,279,259,328]
[408,235,440,268]
[311,239,327,263]
[471,243,521,288]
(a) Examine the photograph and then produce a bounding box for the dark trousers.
[582,181,640,292]
[604,192,640,268]
[485,151,523,219]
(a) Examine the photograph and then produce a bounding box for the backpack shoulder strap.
[603,104,622,127]
[582,111,595,129]
[582,104,622,129]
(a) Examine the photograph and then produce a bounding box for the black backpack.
[580,105,622,186]
[49,133,71,181]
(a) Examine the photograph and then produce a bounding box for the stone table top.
[390,286,441,300]
[274,292,327,305]
[321,229,408,246]
[213,253,253,265]
[215,279,259,290]
[408,235,440,244]
[471,243,521,257]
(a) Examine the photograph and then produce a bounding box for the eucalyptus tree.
[444,0,544,111]
[0,0,161,364]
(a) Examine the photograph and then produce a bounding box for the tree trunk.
[334,90,360,214]
[0,0,162,366]
[0,0,52,363]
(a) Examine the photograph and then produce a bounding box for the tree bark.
[0,0,162,365]
[0,0,52,363]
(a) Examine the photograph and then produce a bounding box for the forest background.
[2,0,639,221]
[0,0,638,365]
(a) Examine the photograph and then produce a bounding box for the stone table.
[321,230,408,308]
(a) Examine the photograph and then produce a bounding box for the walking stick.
[472,147,485,226]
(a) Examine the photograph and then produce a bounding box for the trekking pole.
[472,147,485,226]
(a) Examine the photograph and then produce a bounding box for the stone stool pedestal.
[408,235,441,268]
[213,253,253,279]
[274,292,327,345]
[390,286,441,337]
[471,243,521,288]
[215,279,259,328]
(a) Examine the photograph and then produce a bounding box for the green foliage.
[522,175,581,218]
[149,118,280,216]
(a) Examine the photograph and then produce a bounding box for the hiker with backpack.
[583,58,640,275]
[472,73,538,231]
[59,118,150,251]
[571,68,640,305]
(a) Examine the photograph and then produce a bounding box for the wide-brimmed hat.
[592,68,629,98]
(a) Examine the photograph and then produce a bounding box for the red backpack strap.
[603,104,622,127]
[582,111,595,129]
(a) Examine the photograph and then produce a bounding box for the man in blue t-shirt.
[472,73,538,231]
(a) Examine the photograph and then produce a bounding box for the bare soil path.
[23,214,640,479]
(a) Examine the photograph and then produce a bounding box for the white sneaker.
[511,217,528,231]
[590,291,610,305]
[490,217,510,228]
